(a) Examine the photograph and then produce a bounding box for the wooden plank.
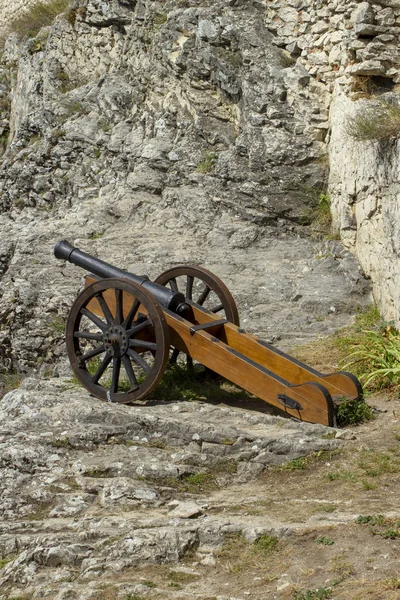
[190,304,362,401]
[163,309,334,426]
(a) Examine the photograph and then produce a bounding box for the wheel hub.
[103,325,128,357]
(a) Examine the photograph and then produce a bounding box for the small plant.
[293,588,332,600]
[282,457,308,471]
[343,326,400,390]
[48,437,73,449]
[0,371,21,399]
[88,231,104,240]
[168,570,199,584]
[50,314,66,332]
[196,151,218,174]
[355,514,400,540]
[336,398,374,427]
[345,98,400,141]
[315,536,335,546]
[0,555,16,569]
[253,534,278,555]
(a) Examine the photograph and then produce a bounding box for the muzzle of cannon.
[54,241,362,426]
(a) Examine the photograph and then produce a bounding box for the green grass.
[2,0,71,43]
[253,534,278,556]
[343,326,400,390]
[0,555,16,569]
[336,397,374,427]
[355,514,400,539]
[216,532,279,573]
[0,371,21,399]
[315,536,335,546]
[293,305,398,413]
[196,152,218,174]
[293,589,332,600]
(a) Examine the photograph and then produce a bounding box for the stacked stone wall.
[265,0,400,325]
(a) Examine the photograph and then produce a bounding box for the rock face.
[0,376,341,598]
[265,0,400,326]
[0,0,372,375]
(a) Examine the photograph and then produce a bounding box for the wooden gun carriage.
[54,241,362,427]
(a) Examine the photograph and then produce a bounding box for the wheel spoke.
[127,349,151,374]
[115,289,123,325]
[129,339,157,351]
[92,354,112,384]
[80,344,106,363]
[169,278,178,292]
[110,357,121,393]
[126,319,150,338]
[74,332,103,341]
[81,308,107,332]
[186,276,194,300]
[122,299,140,329]
[122,355,138,388]
[97,292,114,324]
[211,303,224,313]
[197,285,211,306]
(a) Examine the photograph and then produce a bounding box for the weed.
[293,588,332,600]
[0,555,16,569]
[94,147,101,159]
[343,326,400,390]
[315,536,335,546]
[142,580,157,588]
[168,570,199,584]
[313,192,332,232]
[253,534,278,555]
[84,468,111,478]
[27,38,43,54]
[87,231,104,240]
[153,13,168,26]
[282,457,308,471]
[196,152,218,174]
[293,305,398,397]
[314,504,337,513]
[358,447,400,477]
[326,470,357,482]
[2,0,71,43]
[48,437,73,449]
[217,532,278,573]
[345,97,400,141]
[355,514,400,539]
[0,371,21,399]
[336,398,374,427]
[124,595,146,600]
[50,314,66,333]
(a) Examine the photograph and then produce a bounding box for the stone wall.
[265,0,400,327]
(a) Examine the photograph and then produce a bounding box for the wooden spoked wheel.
[154,265,239,366]
[66,278,169,403]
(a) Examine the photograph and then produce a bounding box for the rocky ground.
[0,376,399,600]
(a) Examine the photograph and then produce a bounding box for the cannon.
[54,241,362,427]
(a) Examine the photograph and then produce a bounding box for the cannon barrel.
[54,240,190,316]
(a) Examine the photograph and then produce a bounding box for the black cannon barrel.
[54,240,189,315]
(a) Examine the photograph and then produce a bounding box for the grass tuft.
[2,0,71,43]
[345,98,400,142]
